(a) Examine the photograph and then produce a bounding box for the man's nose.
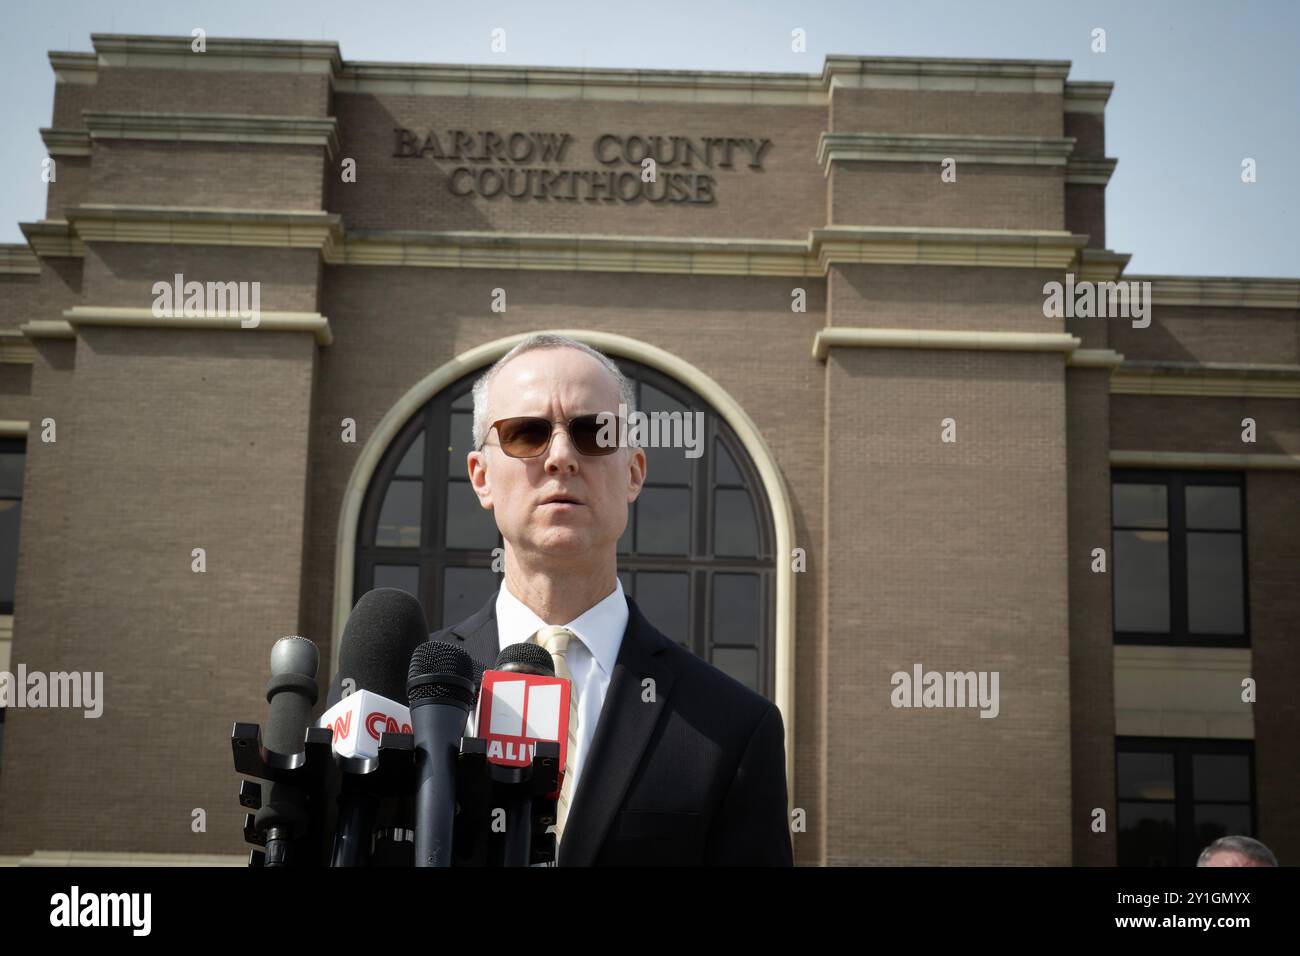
[545,424,580,469]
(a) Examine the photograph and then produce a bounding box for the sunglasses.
[478,414,623,458]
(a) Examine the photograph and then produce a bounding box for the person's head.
[467,334,646,575]
[1196,835,1278,867]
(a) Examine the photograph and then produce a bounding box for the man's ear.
[467,450,494,509]
[626,446,647,503]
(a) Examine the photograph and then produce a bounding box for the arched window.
[355,359,777,696]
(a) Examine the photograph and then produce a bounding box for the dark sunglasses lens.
[498,418,551,456]
[571,415,619,455]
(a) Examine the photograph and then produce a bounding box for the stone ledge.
[63,306,334,346]
[812,326,1081,360]
[817,132,1076,173]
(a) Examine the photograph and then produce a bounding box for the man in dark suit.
[441,333,792,866]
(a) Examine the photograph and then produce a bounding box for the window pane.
[640,383,694,485]
[713,648,758,692]
[712,574,760,647]
[0,452,23,497]
[714,488,759,557]
[441,567,498,628]
[1194,803,1253,848]
[644,442,692,486]
[376,480,422,547]
[451,391,473,411]
[617,570,633,596]
[373,564,420,597]
[715,440,743,486]
[447,412,474,474]
[635,572,689,643]
[1186,533,1245,634]
[1117,752,1175,800]
[635,487,690,555]
[1186,486,1240,530]
[1193,754,1250,802]
[0,500,20,608]
[1118,802,1177,866]
[445,480,498,550]
[1113,484,1167,529]
[1113,531,1170,632]
[395,432,425,477]
[637,382,696,481]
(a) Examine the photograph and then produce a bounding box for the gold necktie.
[529,625,581,846]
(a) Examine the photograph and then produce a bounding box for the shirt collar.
[495,576,628,677]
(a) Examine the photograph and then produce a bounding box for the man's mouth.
[540,495,583,506]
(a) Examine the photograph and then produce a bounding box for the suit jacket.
[430,590,793,866]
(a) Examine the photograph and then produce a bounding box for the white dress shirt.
[466,577,628,798]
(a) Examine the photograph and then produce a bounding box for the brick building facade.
[0,34,1295,866]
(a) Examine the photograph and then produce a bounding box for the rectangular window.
[1116,738,1255,866]
[0,439,24,616]
[1112,470,1248,647]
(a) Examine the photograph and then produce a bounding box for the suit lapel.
[447,590,678,866]
[558,597,676,866]
[446,592,501,667]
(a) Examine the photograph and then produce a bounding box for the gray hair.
[1196,835,1278,867]
[471,334,638,451]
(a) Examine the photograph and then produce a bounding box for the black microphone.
[253,636,320,867]
[407,641,476,867]
[495,642,555,677]
[328,588,429,867]
[493,643,555,866]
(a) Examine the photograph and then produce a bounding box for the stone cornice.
[333,230,815,275]
[812,226,1087,271]
[39,128,92,156]
[1074,248,1131,282]
[63,306,334,346]
[1064,81,1113,113]
[19,220,84,258]
[0,245,41,274]
[82,111,341,157]
[20,320,75,339]
[334,227,1092,274]
[60,36,1080,102]
[336,62,825,104]
[1068,348,1125,369]
[1112,360,1300,398]
[1125,275,1300,309]
[823,55,1070,94]
[66,205,342,257]
[1065,157,1118,185]
[90,33,342,74]
[817,133,1075,174]
[0,330,36,364]
[812,327,1081,360]
[48,51,97,85]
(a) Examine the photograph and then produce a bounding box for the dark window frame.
[1116,736,1256,867]
[1111,469,1250,647]
[0,437,25,616]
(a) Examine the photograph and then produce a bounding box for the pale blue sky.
[1,0,1296,277]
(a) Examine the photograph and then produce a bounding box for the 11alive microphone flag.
[478,670,571,796]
